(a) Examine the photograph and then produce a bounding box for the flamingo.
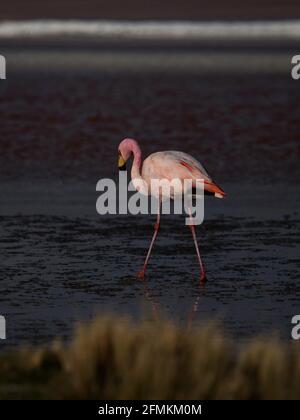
[118,138,225,283]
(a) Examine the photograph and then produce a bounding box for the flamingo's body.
[142,151,225,198]
[118,138,225,282]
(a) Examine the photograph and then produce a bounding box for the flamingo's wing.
[168,151,210,178]
[142,151,225,198]
[171,151,225,198]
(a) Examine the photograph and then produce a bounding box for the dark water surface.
[0,43,299,347]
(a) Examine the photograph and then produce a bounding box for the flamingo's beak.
[118,154,127,171]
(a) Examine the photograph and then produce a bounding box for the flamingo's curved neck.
[131,147,142,181]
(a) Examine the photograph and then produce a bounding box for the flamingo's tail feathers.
[204,180,226,198]
[192,180,226,198]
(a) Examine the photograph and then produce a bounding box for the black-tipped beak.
[118,154,127,171]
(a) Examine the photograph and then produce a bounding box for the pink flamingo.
[118,138,225,283]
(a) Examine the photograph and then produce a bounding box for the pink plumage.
[118,137,226,282]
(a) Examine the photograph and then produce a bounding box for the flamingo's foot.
[200,273,207,284]
[138,269,146,280]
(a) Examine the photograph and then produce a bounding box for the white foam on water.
[0,19,300,40]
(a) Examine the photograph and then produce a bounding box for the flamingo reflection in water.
[141,279,206,331]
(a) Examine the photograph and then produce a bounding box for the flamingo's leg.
[188,210,207,283]
[138,199,161,279]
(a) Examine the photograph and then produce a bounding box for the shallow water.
[0,181,299,348]
[0,41,299,348]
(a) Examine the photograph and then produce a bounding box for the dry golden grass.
[0,316,299,399]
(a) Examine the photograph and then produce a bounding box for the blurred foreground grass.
[0,316,299,400]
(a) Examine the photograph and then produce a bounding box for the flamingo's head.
[118,138,140,171]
